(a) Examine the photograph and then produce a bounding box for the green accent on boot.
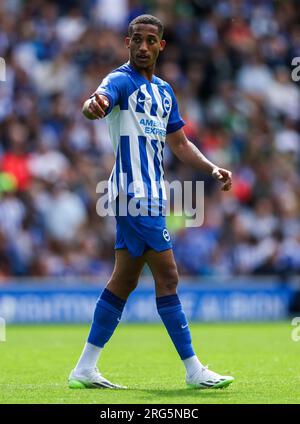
[68,379,87,389]
[187,378,234,390]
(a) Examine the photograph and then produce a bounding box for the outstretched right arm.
[82,93,110,120]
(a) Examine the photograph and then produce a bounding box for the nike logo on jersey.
[137,97,151,103]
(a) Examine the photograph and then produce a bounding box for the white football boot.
[68,367,126,389]
[186,365,234,389]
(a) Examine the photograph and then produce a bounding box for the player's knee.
[106,275,139,298]
[155,267,179,294]
[112,275,139,292]
[123,276,139,292]
[165,271,179,292]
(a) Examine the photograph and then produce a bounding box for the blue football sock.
[87,288,126,348]
[156,294,195,360]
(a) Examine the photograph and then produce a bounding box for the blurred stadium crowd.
[0,0,299,280]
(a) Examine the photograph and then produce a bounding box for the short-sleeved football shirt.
[95,62,185,211]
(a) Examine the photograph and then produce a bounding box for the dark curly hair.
[128,14,164,39]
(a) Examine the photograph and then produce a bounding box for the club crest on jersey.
[163,97,171,113]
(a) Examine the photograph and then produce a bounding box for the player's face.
[125,24,166,70]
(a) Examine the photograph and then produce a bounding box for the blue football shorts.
[113,196,172,257]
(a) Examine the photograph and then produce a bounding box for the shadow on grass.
[125,387,236,402]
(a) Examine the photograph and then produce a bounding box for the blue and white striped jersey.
[96,62,185,210]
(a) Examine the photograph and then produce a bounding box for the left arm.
[166,128,232,191]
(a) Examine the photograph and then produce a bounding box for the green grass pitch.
[0,322,299,404]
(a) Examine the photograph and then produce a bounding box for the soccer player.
[68,15,234,390]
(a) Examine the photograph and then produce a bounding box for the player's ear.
[159,39,166,52]
[125,37,131,49]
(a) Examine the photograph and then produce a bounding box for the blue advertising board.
[0,280,295,323]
